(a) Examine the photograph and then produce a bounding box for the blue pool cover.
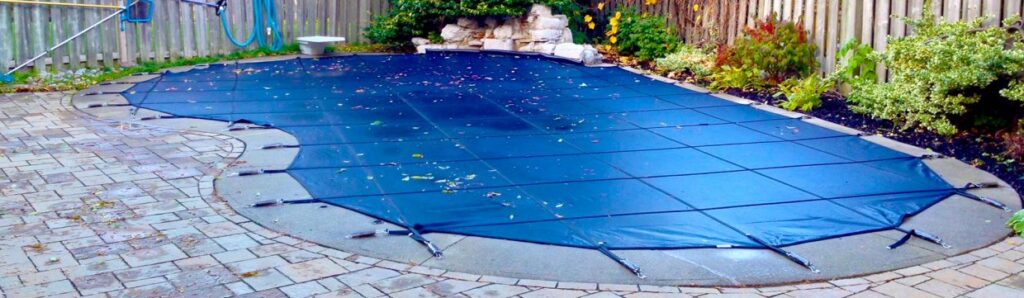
[121,51,971,272]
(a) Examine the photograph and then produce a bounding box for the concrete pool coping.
[71,51,1021,287]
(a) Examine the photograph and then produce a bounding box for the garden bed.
[719,87,1024,198]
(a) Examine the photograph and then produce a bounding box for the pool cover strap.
[956,183,1010,211]
[747,234,819,272]
[889,228,951,250]
[249,198,320,208]
[598,244,646,279]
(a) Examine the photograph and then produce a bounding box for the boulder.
[493,24,514,39]
[457,18,479,29]
[411,37,430,46]
[559,28,574,43]
[482,39,514,51]
[530,29,564,42]
[553,43,586,61]
[522,43,557,55]
[581,45,603,65]
[441,24,472,42]
[532,15,568,30]
[416,44,444,54]
[484,17,499,28]
[528,4,552,18]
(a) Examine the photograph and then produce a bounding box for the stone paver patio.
[1,91,1024,297]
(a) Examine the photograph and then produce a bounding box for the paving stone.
[277,258,348,283]
[927,268,990,289]
[966,284,1024,297]
[463,284,531,298]
[371,274,440,294]
[915,279,970,298]
[872,282,940,298]
[959,264,1011,282]
[558,281,598,290]
[120,244,187,267]
[71,272,124,295]
[420,279,487,296]
[280,281,330,298]
[239,268,294,291]
[521,288,588,298]
[336,267,402,287]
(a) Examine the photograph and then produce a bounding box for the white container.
[297,36,346,56]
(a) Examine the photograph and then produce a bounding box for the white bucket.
[297,36,346,56]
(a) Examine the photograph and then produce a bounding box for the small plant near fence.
[711,15,818,91]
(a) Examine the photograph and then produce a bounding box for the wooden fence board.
[1,4,12,70]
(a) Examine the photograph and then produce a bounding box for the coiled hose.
[219,0,282,51]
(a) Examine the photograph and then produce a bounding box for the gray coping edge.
[67,52,1022,287]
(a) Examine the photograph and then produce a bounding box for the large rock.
[530,29,564,42]
[553,43,586,61]
[522,43,557,55]
[528,4,552,18]
[493,24,514,39]
[440,24,472,42]
[456,18,479,29]
[482,39,514,51]
[559,28,574,43]
[532,15,568,30]
[484,17,499,28]
[411,37,430,46]
[581,45,603,65]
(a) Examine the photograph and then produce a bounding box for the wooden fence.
[597,0,1024,78]
[0,0,390,73]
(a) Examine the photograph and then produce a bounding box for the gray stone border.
[69,51,1021,287]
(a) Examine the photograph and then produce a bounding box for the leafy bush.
[835,40,879,86]
[606,9,679,61]
[365,0,582,46]
[709,65,765,91]
[1009,210,1024,236]
[778,75,833,112]
[712,15,818,89]
[656,45,713,77]
[847,11,1024,135]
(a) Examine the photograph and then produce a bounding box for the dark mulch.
[722,88,1024,198]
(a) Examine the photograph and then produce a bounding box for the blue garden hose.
[219,0,282,51]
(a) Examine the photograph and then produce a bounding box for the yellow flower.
[588,22,595,30]
[610,36,618,44]
[645,0,657,5]
[615,11,622,19]
[693,4,700,11]
[584,15,593,23]
[598,2,605,10]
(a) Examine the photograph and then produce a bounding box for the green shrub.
[606,9,679,62]
[709,65,765,91]
[711,15,817,90]
[1009,210,1024,236]
[778,75,833,112]
[835,40,879,86]
[847,8,1024,135]
[656,45,713,78]
[365,0,582,47]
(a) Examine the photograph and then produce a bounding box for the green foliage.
[365,0,582,46]
[608,9,679,62]
[712,15,817,89]
[835,40,879,86]
[847,10,1024,135]
[779,75,833,112]
[1009,210,1024,236]
[655,44,713,77]
[709,65,764,91]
